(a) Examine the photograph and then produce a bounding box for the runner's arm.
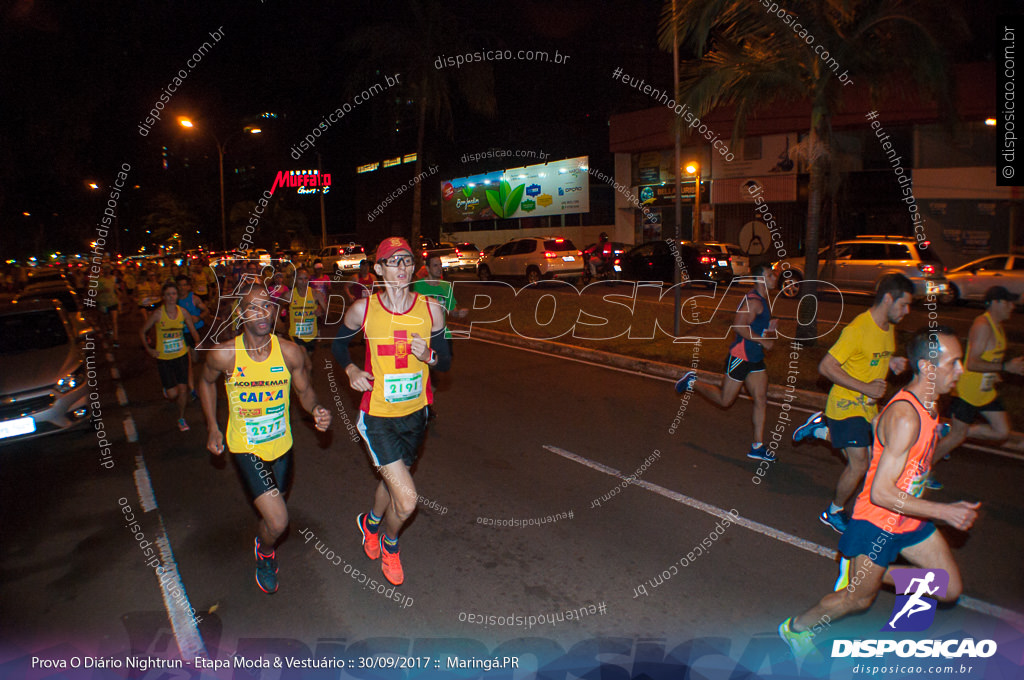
[183,310,200,344]
[819,353,886,399]
[334,297,374,391]
[281,340,330,432]
[139,309,160,353]
[730,298,769,345]
[199,345,232,454]
[872,401,979,530]
[427,297,451,371]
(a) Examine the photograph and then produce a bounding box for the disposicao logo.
[884,568,948,632]
[831,568,997,660]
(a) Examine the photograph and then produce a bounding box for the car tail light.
[700,256,713,264]
[554,238,565,243]
[918,263,937,275]
[544,251,557,259]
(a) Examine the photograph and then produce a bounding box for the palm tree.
[346,0,496,248]
[659,0,962,339]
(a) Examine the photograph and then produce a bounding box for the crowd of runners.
[13,248,1020,655]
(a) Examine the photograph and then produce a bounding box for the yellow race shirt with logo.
[362,293,434,417]
[225,334,292,460]
[289,287,319,340]
[825,310,895,421]
[956,312,1006,406]
[155,305,188,360]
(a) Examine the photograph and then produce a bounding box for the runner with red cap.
[332,236,450,586]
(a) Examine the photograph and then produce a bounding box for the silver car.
[946,254,1024,303]
[775,236,952,302]
[319,243,366,275]
[0,299,92,444]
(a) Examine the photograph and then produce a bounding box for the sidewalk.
[452,322,1024,455]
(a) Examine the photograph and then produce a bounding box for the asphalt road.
[1,311,1022,679]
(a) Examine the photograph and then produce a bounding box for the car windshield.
[0,310,69,355]
[543,239,576,251]
[344,246,364,254]
[457,243,479,252]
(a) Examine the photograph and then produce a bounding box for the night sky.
[0,0,1012,257]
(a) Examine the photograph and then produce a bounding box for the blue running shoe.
[924,477,944,491]
[819,508,849,534]
[674,370,697,394]
[254,537,278,594]
[938,422,951,439]
[793,411,827,443]
[747,444,776,462]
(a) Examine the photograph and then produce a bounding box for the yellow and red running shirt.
[362,292,434,417]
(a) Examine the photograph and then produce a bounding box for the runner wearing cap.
[332,236,450,586]
[933,285,1023,464]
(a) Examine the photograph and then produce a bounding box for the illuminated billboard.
[441,156,589,223]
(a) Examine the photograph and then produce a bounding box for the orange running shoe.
[380,539,404,586]
[356,513,380,560]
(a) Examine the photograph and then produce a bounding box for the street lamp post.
[686,163,701,242]
[179,117,261,252]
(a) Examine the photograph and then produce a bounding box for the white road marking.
[116,385,128,406]
[133,455,158,512]
[123,417,138,442]
[544,443,1024,630]
[106,352,115,363]
[117,376,207,659]
[111,367,120,379]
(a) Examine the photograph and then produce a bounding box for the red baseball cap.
[376,237,414,262]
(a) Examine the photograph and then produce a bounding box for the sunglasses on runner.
[381,255,414,267]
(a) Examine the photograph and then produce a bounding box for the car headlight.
[56,365,85,393]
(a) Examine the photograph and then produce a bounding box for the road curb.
[452,323,1024,454]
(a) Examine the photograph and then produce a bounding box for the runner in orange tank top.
[779,327,981,659]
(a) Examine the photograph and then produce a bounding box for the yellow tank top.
[289,287,319,340]
[956,312,1006,406]
[362,292,434,417]
[192,270,208,296]
[225,334,292,460]
[155,305,188,360]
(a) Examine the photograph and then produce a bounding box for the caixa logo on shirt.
[832,568,997,659]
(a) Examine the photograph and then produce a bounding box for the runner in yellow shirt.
[333,237,449,586]
[140,282,201,431]
[198,286,331,594]
[792,274,913,533]
[286,266,325,373]
[933,285,1023,464]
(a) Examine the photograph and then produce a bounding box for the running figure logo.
[883,568,949,632]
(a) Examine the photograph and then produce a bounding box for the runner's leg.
[745,369,769,444]
[833,446,870,508]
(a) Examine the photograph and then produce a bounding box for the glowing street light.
[178,117,262,251]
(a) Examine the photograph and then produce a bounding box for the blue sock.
[366,511,382,533]
[382,533,399,553]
